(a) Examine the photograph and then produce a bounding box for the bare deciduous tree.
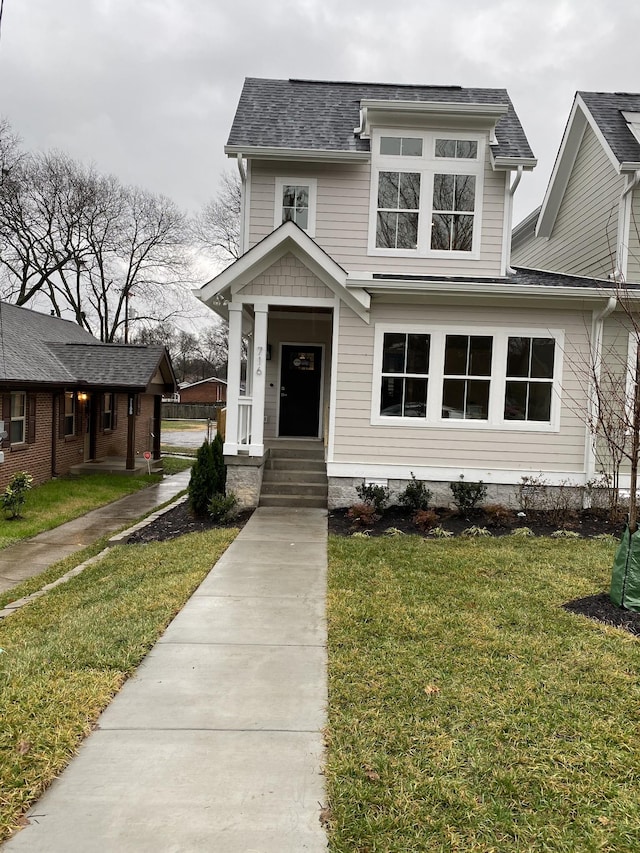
[193,170,241,265]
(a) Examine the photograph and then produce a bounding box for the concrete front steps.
[259,440,328,508]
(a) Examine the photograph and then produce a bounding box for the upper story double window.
[370,131,484,258]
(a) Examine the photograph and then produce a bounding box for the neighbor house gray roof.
[227,77,535,162]
[580,91,640,165]
[0,302,175,390]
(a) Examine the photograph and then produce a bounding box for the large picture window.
[372,326,562,430]
[370,131,482,256]
[380,332,430,417]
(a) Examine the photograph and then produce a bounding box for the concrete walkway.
[0,470,192,595]
[3,506,329,852]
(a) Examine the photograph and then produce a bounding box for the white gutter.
[236,154,247,256]
[585,295,617,484]
[616,169,640,281]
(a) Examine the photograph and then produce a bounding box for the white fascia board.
[358,100,509,138]
[348,275,621,302]
[195,221,370,322]
[224,145,370,164]
[619,160,640,171]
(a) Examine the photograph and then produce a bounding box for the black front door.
[279,345,323,437]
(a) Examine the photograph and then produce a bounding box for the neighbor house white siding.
[512,124,623,278]
[330,300,591,475]
[248,156,508,278]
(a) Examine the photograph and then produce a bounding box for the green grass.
[160,445,198,457]
[327,536,640,852]
[0,527,237,840]
[161,456,194,475]
[0,475,161,550]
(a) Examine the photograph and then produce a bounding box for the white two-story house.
[196,78,620,509]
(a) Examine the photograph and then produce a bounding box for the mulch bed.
[327,505,625,539]
[127,500,639,638]
[126,501,253,544]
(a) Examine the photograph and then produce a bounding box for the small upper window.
[274,177,317,236]
[380,136,423,157]
[435,139,478,159]
[10,392,26,444]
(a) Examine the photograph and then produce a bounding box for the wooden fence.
[162,402,225,421]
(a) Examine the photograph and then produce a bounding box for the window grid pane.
[505,337,555,422]
[431,174,475,252]
[376,172,420,249]
[281,184,309,229]
[442,336,492,419]
[380,333,430,417]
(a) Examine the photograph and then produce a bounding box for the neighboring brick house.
[179,378,227,404]
[0,302,176,489]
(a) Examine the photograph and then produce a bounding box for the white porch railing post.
[223,303,243,455]
[250,303,268,455]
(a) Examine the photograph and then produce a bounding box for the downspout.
[504,165,523,275]
[585,295,617,486]
[616,169,640,281]
[236,153,247,256]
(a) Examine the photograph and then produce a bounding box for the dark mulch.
[328,505,624,539]
[564,593,640,636]
[126,500,253,544]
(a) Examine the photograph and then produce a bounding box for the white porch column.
[223,302,244,455]
[249,303,268,455]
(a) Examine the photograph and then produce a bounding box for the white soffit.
[622,111,640,147]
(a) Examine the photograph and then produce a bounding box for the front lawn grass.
[161,455,194,475]
[327,536,640,852]
[161,419,208,431]
[0,528,236,840]
[0,474,161,550]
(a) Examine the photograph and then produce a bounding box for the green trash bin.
[611,525,640,612]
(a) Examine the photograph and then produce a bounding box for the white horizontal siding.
[512,125,623,278]
[628,189,640,283]
[248,157,507,278]
[331,301,591,474]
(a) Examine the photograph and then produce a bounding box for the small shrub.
[517,475,548,513]
[450,475,487,513]
[413,508,438,532]
[483,503,513,527]
[550,529,581,539]
[347,502,381,527]
[511,526,535,538]
[428,526,454,538]
[208,491,237,523]
[2,471,33,519]
[384,527,405,536]
[399,473,432,512]
[462,525,492,537]
[544,480,579,528]
[356,482,389,514]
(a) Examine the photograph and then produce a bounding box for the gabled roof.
[0,302,176,391]
[226,78,535,166]
[195,220,371,322]
[181,377,227,389]
[529,91,640,240]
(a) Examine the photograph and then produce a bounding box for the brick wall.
[0,390,160,490]
[180,382,226,404]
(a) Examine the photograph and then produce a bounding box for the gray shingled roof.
[227,78,534,161]
[0,302,174,389]
[374,267,633,290]
[580,91,640,165]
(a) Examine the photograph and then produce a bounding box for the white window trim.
[10,391,26,444]
[368,129,485,260]
[274,177,318,237]
[371,323,564,432]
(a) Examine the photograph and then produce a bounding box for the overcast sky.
[1,0,639,256]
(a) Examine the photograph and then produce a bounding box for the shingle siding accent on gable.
[512,125,623,278]
[330,301,590,473]
[249,159,508,278]
[238,252,335,299]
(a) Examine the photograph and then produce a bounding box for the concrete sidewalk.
[0,470,192,595]
[3,506,329,852]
